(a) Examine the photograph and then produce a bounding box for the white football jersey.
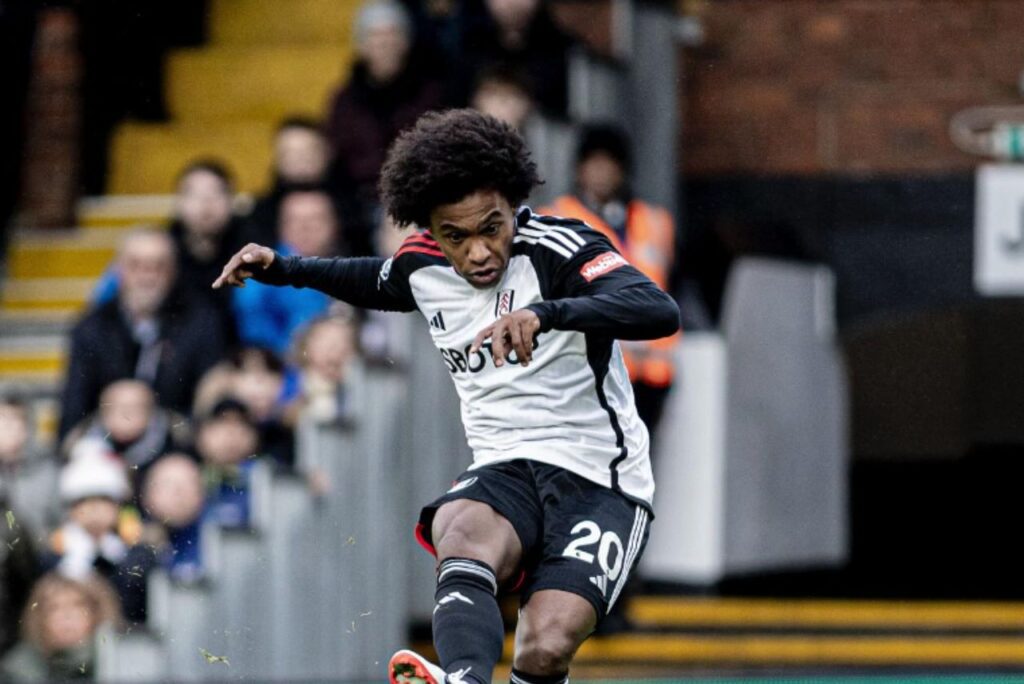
[379,208,655,507]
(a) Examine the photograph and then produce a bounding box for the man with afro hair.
[215,109,680,684]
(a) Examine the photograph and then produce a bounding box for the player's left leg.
[511,589,596,682]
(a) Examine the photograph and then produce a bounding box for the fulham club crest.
[495,288,515,316]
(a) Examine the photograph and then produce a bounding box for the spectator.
[195,348,297,468]
[541,124,680,436]
[469,63,576,204]
[325,0,443,241]
[42,440,156,622]
[168,160,245,341]
[196,399,263,528]
[459,0,574,118]
[0,395,60,541]
[93,161,245,343]
[244,117,333,248]
[46,440,133,579]
[470,63,534,131]
[0,572,122,682]
[294,316,359,425]
[59,229,226,439]
[140,454,206,583]
[62,380,192,494]
[233,190,339,355]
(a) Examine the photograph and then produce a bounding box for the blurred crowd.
[0,0,684,679]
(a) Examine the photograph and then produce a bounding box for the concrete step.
[165,45,351,122]
[109,120,277,194]
[209,0,360,46]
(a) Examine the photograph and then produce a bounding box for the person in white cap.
[49,438,133,581]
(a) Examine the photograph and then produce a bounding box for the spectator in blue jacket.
[233,189,342,355]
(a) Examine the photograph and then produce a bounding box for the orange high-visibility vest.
[541,195,680,387]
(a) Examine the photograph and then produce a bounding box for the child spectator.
[0,395,60,541]
[194,348,297,467]
[233,190,340,355]
[140,454,206,584]
[195,399,263,528]
[244,117,333,248]
[42,439,157,622]
[47,439,134,581]
[295,316,359,425]
[0,572,122,682]
[62,380,192,494]
[325,0,443,240]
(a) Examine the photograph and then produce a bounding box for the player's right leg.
[431,499,522,684]
[391,496,526,684]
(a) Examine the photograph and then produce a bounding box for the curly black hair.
[379,109,541,228]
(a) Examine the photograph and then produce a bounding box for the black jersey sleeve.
[252,253,418,312]
[522,223,680,340]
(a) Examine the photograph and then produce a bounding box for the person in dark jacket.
[457,0,575,118]
[168,160,245,343]
[92,160,244,344]
[324,0,444,248]
[59,230,226,439]
[243,117,333,248]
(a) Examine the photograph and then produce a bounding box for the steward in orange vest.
[542,124,680,434]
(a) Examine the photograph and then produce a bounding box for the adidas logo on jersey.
[429,311,446,331]
[589,574,608,596]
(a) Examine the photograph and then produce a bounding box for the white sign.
[975,164,1024,294]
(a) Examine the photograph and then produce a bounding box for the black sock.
[432,557,504,684]
[510,668,569,684]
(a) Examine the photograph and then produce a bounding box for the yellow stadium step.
[109,120,276,194]
[165,45,352,121]
[0,337,67,387]
[76,195,175,229]
[567,633,1024,667]
[6,241,116,280]
[1,278,96,314]
[629,596,1024,631]
[209,0,361,46]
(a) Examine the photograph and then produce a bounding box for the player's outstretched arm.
[213,245,416,312]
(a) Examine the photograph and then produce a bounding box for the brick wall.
[18,8,81,228]
[682,0,1024,176]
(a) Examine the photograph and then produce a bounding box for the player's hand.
[471,309,541,368]
[212,243,275,289]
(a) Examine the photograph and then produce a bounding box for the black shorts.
[416,459,652,621]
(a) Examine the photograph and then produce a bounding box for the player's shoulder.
[386,230,449,273]
[512,207,609,261]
